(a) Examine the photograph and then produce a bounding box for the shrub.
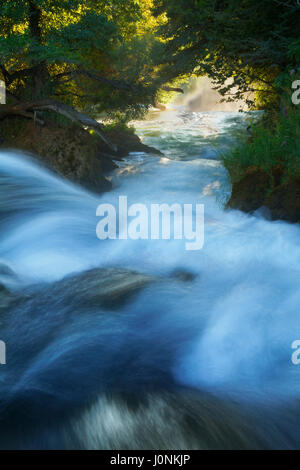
[222,107,300,187]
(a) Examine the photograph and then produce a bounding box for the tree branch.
[0,100,117,152]
[161,86,184,93]
[54,67,135,92]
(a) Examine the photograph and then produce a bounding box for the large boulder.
[227,165,300,222]
[227,167,271,213]
[0,118,162,194]
[99,126,163,160]
[0,119,112,193]
[266,177,300,222]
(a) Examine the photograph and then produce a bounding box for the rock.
[49,267,155,309]
[0,266,17,313]
[227,165,300,223]
[227,167,271,213]
[266,177,300,222]
[99,127,163,160]
[0,119,112,194]
[170,268,197,282]
[65,388,267,450]
[0,262,19,289]
[97,152,118,172]
[0,262,15,278]
[0,284,18,315]
[253,205,272,221]
[0,119,162,194]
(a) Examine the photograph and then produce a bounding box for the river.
[1,109,300,449]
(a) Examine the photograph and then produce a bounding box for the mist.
[172,77,249,112]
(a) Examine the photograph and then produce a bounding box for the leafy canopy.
[0,0,167,121]
[153,0,300,108]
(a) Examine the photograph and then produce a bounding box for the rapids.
[1,109,300,449]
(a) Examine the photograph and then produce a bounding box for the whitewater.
[1,109,300,449]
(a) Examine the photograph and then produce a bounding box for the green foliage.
[222,108,300,185]
[102,120,135,134]
[153,0,300,108]
[1,0,299,127]
[289,39,300,63]
[0,0,168,122]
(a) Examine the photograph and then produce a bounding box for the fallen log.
[0,99,117,152]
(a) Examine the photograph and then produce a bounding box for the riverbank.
[223,108,300,223]
[0,117,162,194]
[2,110,300,449]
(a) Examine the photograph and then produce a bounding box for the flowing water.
[1,109,300,449]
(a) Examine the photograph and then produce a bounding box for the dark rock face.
[0,119,162,194]
[227,167,271,213]
[265,178,300,223]
[227,166,300,223]
[0,120,112,193]
[100,127,163,160]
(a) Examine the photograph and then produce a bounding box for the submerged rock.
[64,389,271,450]
[49,267,156,309]
[253,205,272,221]
[0,262,15,279]
[0,283,13,312]
[0,263,19,312]
[170,268,197,282]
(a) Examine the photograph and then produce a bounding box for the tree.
[0,0,173,145]
[153,0,300,108]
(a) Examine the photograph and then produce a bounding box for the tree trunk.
[28,0,49,99]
